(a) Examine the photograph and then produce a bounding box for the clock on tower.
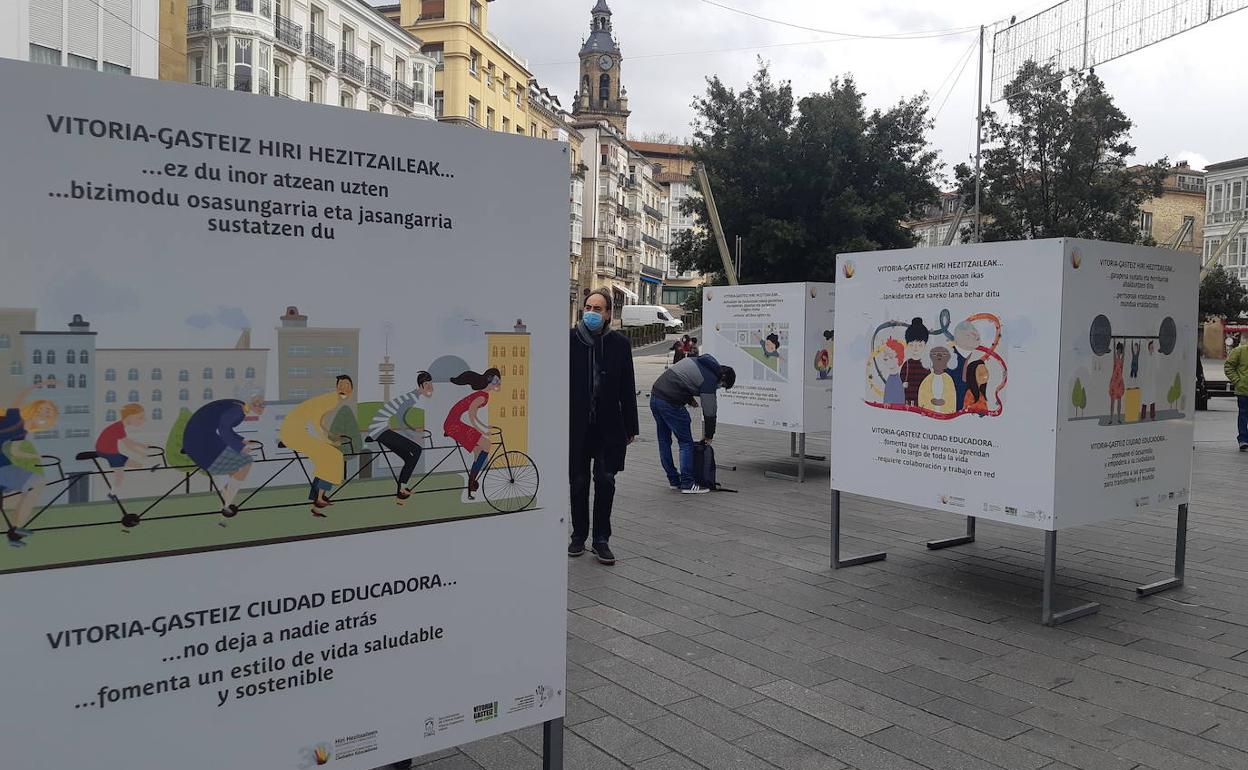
[573,0,631,135]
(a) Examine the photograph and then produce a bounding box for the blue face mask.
[582,311,604,331]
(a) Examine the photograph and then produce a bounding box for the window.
[45,350,55,365]
[179,369,190,381]
[468,98,479,124]
[470,1,482,28]
[289,389,309,399]
[29,44,61,66]
[288,367,311,377]
[151,367,162,380]
[152,389,162,402]
[530,121,537,137]
[128,390,140,403]
[0,334,8,349]
[67,349,76,365]
[599,74,610,105]
[106,409,117,422]
[288,345,309,356]
[369,103,382,112]
[9,362,21,376]
[80,349,88,364]
[179,389,190,401]
[65,428,91,438]
[225,367,236,379]
[234,37,253,92]
[422,43,444,68]
[370,42,382,69]
[1232,181,1243,211]
[1139,211,1153,237]
[485,64,494,88]
[469,50,480,76]
[67,374,75,389]
[32,375,42,386]
[1211,183,1224,214]
[393,57,405,86]
[340,90,354,109]
[68,54,97,71]
[341,24,355,58]
[106,390,117,403]
[420,0,445,19]
[324,346,346,356]
[203,388,214,400]
[308,75,323,104]
[515,87,522,107]
[103,62,130,75]
[152,408,163,421]
[486,107,495,130]
[1183,215,1195,244]
[128,368,139,381]
[413,62,426,102]
[434,91,444,118]
[273,59,288,98]
[502,117,510,132]
[245,367,256,379]
[78,373,86,389]
[309,5,324,34]
[202,367,214,380]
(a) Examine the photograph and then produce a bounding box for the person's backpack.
[692,441,735,492]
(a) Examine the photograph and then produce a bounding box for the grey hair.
[585,288,614,315]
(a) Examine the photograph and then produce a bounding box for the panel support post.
[927,516,977,550]
[1137,503,1188,597]
[831,489,887,569]
[542,717,564,770]
[1041,530,1100,626]
[767,433,826,483]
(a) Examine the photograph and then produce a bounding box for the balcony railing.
[214,0,227,9]
[642,234,665,249]
[643,204,665,221]
[339,51,365,84]
[307,32,335,69]
[1207,209,1247,227]
[274,15,302,52]
[187,4,211,33]
[367,66,392,97]
[393,81,415,108]
[417,12,445,20]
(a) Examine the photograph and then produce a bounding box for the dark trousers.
[1239,396,1248,445]
[570,443,616,546]
[376,430,423,485]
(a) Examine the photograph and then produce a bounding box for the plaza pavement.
[410,350,1248,770]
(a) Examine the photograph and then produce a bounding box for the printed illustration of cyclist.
[443,368,501,496]
[279,375,354,516]
[94,403,158,502]
[1,384,58,547]
[366,370,434,504]
[182,394,265,524]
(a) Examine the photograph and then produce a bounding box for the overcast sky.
[481,0,1248,185]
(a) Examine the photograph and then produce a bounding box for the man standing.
[569,290,638,565]
[1227,338,1248,451]
[367,371,433,503]
[650,354,735,494]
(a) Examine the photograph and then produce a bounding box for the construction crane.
[693,163,738,286]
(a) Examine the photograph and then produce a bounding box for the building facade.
[486,320,529,459]
[160,0,188,82]
[19,315,97,484]
[184,0,435,118]
[658,172,703,308]
[93,339,269,447]
[2,0,159,77]
[906,192,964,248]
[381,0,531,130]
[276,306,360,402]
[1137,161,1204,255]
[1204,157,1248,287]
[629,160,667,304]
[576,119,641,310]
[571,0,629,135]
[0,309,38,406]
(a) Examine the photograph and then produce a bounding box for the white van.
[621,305,684,331]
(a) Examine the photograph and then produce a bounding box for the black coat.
[569,328,638,473]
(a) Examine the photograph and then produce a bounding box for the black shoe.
[591,543,616,565]
[568,540,586,557]
[1240,443,1248,453]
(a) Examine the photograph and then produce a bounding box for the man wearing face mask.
[568,289,638,565]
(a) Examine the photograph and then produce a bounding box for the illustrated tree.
[953,61,1166,243]
[164,407,193,468]
[670,62,940,283]
[1199,265,1248,320]
[1167,373,1183,409]
[1071,378,1087,417]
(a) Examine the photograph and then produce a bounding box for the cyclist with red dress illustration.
[443,368,502,494]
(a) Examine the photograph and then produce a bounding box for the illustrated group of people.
[0,363,509,546]
[1105,338,1163,424]
[873,316,992,415]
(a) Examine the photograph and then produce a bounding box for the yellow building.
[158,0,187,83]
[1136,161,1205,256]
[486,319,530,460]
[381,0,532,132]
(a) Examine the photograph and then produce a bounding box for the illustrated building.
[0,0,159,77]
[1203,156,1248,288]
[486,319,529,458]
[380,0,532,131]
[276,306,360,402]
[20,314,97,485]
[94,330,269,446]
[571,0,630,135]
[181,0,436,118]
[0,309,37,405]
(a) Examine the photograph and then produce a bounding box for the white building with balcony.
[186,0,435,118]
[656,172,703,308]
[1,0,159,77]
[1203,157,1248,287]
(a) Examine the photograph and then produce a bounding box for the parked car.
[621,304,683,331]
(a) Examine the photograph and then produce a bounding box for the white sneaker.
[681,484,710,494]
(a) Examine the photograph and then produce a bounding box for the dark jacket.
[651,354,723,440]
[570,328,639,473]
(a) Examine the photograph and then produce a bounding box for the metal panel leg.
[1137,503,1188,596]
[798,433,805,483]
[767,433,823,483]
[927,516,977,549]
[542,717,564,770]
[831,489,886,569]
[1041,530,1100,626]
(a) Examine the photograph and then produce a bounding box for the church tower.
[573,0,630,135]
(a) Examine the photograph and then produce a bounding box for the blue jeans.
[1239,396,1248,445]
[651,397,695,489]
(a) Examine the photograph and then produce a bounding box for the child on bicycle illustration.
[443,368,501,495]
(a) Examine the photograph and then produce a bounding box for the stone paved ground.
[408,353,1248,770]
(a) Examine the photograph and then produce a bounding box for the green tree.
[954,61,1165,243]
[670,62,939,283]
[1199,265,1248,320]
